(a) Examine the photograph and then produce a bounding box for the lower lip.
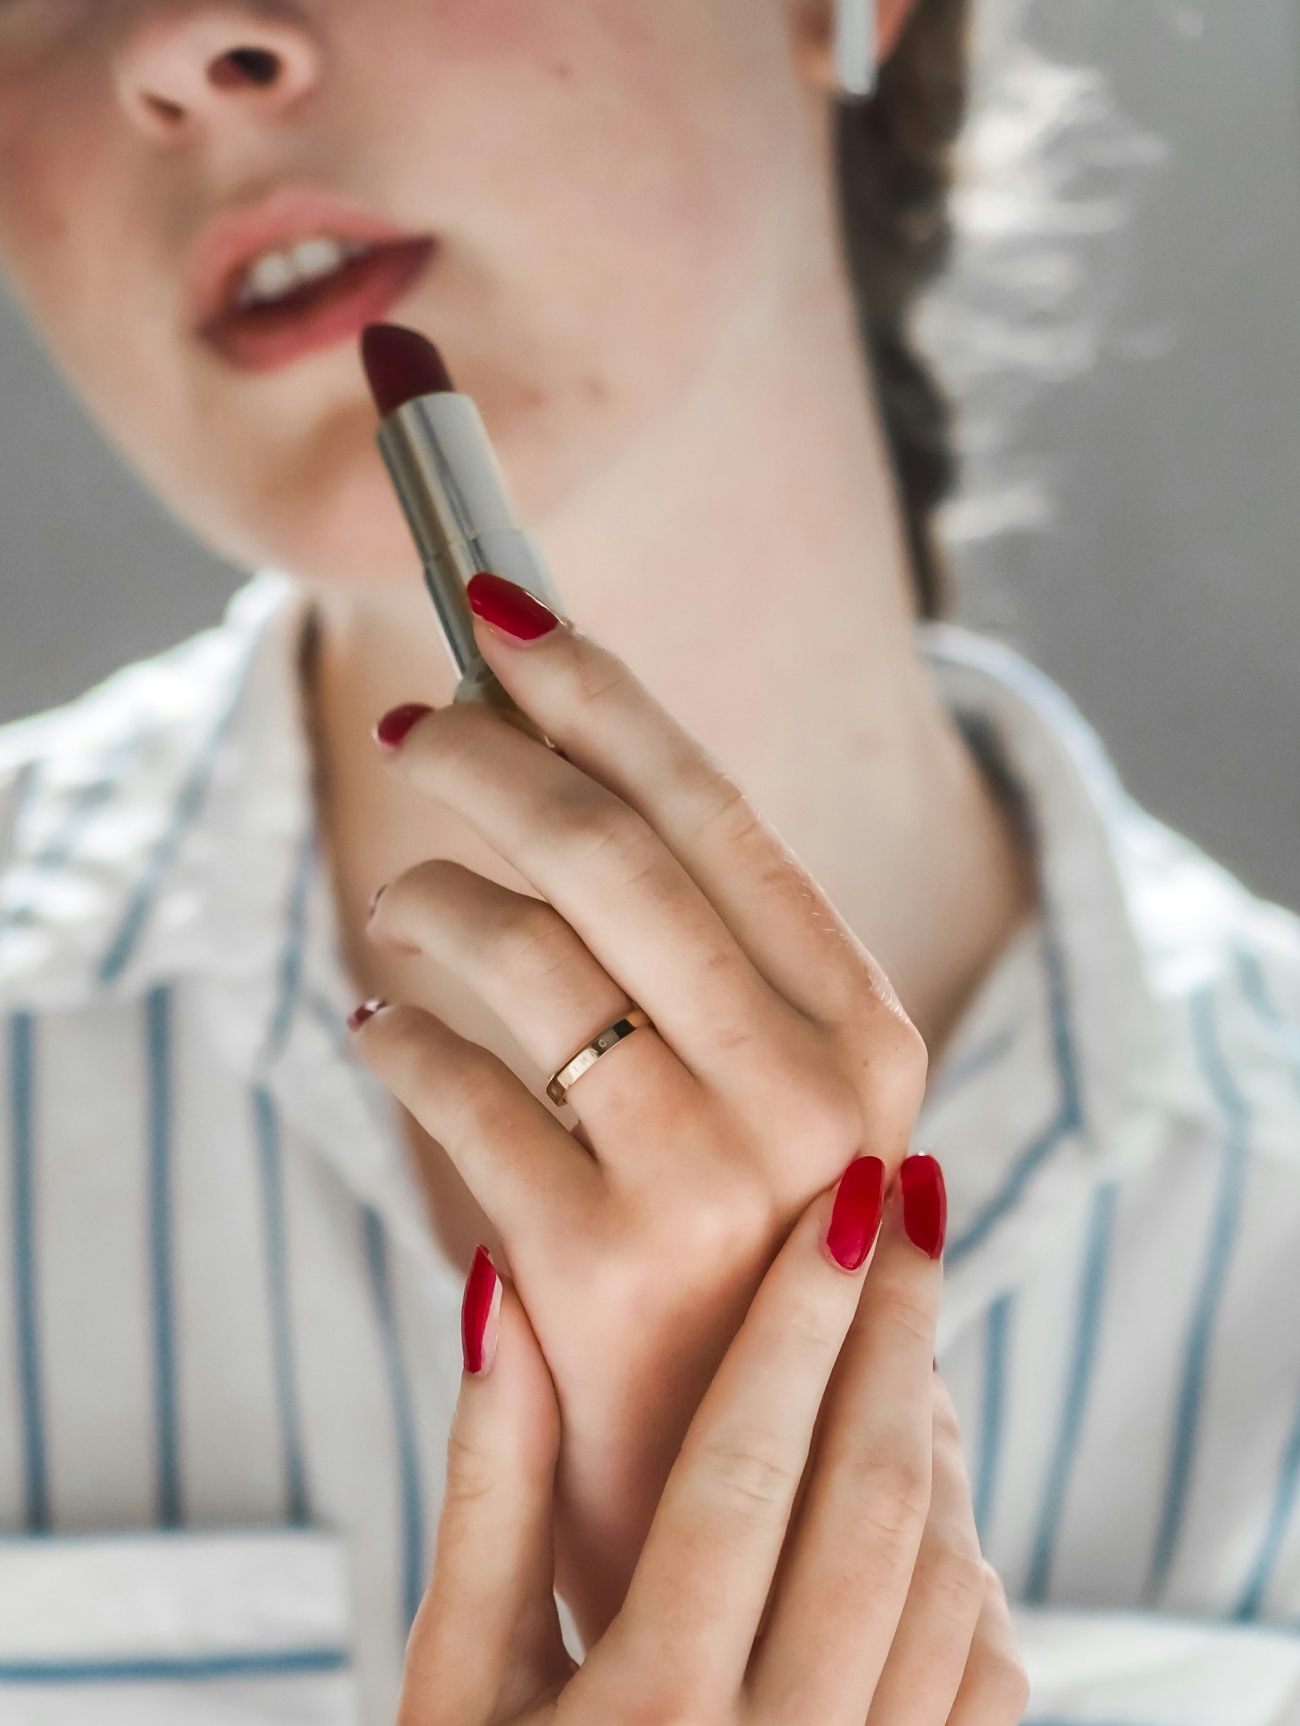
[200,238,435,372]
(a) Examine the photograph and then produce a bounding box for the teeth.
[236,236,370,307]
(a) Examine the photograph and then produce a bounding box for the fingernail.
[467,571,560,641]
[826,1156,886,1272]
[348,998,386,1031]
[461,1245,501,1375]
[374,703,432,750]
[901,1155,947,1259]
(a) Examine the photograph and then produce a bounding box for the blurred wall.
[0,0,1298,910]
[949,0,1300,912]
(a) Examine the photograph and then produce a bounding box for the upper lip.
[187,185,432,333]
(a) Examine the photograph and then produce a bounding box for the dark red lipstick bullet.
[361,322,455,415]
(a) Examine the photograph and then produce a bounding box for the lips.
[189,188,436,373]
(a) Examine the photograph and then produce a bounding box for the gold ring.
[546,1009,653,1107]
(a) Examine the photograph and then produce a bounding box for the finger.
[471,605,903,1034]
[399,1275,572,1726]
[751,1167,945,1726]
[864,1380,984,1724]
[350,1002,600,1241]
[606,1157,887,1703]
[380,702,805,1092]
[944,1568,1030,1726]
[369,861,702,1143]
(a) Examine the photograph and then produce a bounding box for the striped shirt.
[2,574,1299,1724]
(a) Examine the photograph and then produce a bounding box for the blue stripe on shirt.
[261,825,315,1065]
[145,986,181,1527]
[9,1012,48,1532]
[1236,1380,1300,1621]
[362,1207,425,1630]
[974,1293,1014,1544]
[1236,948,1300,1087]
[1145,987,1252,1604]
[252,1085,310,1527]
[1024,1181,1119,1604]
[949,918,1084,1267]
[97,638,259,988]
[0,1646,350,1685]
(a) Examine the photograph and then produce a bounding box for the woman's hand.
[351,576,930,1631]
[398,1170,1028,1726]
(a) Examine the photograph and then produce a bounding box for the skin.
[399,1180,1029,1726]
[0,0,1032,1686]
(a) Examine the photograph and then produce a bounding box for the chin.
[168,411,423,586]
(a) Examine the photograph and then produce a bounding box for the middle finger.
[386,704,811,1093]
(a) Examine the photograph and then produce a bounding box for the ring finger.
[370,859,701,1143]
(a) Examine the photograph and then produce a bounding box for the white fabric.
[1,576,1299,1722]
[1015,1608,1300,1725]
[0,1528,355,1723]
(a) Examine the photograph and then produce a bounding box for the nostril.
[145,93,186,125]
[209,46,282,90]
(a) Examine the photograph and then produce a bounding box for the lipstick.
[361,323,562,727]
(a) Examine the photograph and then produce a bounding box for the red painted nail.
[348,999,386,1031]
[373,703,432,750]
[467,571,560,641]
[901,1155,947,1259]
[826,1156,886,1271]
[461,1245,500,1375]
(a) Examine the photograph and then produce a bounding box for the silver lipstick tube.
[377,392,563,717]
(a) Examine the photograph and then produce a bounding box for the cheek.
[374,0,804,509]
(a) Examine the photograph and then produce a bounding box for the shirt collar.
[0,574,312,1039]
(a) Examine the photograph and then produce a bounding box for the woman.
[1,2,1298,1722]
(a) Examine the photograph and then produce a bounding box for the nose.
[113,5,321,142]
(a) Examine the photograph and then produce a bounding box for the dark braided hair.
[836,0,973,619]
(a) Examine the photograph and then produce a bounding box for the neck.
[312,251,1030,1055]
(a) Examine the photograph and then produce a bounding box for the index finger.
[472,602,898,1033]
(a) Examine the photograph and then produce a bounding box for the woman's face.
[0,0,835,582]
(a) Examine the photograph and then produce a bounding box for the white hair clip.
[834,0,877,98]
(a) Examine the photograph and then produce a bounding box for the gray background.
[2,0,1298,910]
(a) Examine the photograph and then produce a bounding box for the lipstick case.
[377,393,562,724]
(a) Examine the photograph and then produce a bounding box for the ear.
[792,0,924,92]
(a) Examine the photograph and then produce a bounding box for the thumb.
[398,1252,572,1726]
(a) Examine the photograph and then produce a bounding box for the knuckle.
[699,1432,802,1519]
[872,1278,940,1350]
[851,1004,929,1105]
[443,1047,513,1134]
[492,893,573,979]
[925,1537,989,1628]
[854,1449,933,1541]
[566,633,639,713]
[375,858,458,933]
[441,1418,499,1510]
[561,789,660,884]
[778,1287,850,1355]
